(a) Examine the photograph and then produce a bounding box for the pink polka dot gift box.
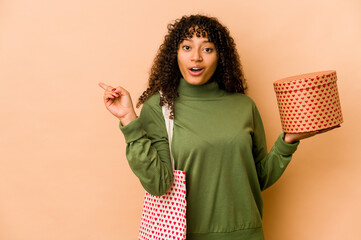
[273,70,343,133]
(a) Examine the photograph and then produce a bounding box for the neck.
[177,77,224,98]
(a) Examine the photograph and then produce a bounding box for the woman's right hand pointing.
[98,82,137,126]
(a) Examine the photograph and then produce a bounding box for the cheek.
[211,57,218,71]
[177,54,185,68]
[177,56,188,76]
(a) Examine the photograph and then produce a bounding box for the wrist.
[119,112,137,126]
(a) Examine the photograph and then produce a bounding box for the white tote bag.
[138,97,187,240]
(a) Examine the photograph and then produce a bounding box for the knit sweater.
[120,77,299,240]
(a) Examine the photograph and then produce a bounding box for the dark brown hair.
[136,14,247,118]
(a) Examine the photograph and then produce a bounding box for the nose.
[191,49,203,62]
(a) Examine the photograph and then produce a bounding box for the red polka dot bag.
[138,97,187,240]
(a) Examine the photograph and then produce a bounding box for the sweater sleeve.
[251,104,299,191]
[119,98,173,196]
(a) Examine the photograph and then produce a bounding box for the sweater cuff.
[119,117,146,143]
[274,132,300,155]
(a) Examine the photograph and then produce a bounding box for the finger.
[98,82,111,90]
[104,89,118,98]
[298,131,316,136]
[106,92,119,98]
[316,125,340,134]
[104,89,120,97]
[323,125,340,131]
[112,86,129,96]
[104,93,117,102]
[98,82,114,91]
[300,132,317,139]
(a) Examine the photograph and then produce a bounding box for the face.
[177,35,218,85]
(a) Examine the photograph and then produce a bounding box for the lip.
[188,67,205,76]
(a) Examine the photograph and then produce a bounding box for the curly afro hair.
[136,14,247,119]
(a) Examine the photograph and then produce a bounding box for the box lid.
[274,70,337,93]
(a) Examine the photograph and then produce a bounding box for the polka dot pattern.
[273,70,343,133]
[139,170,187,240]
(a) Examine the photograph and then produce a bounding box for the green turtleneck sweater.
[120,78,299,240]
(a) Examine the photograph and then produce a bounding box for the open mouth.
[189,67,204,76]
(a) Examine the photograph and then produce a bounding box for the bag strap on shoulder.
[159,91,175,170]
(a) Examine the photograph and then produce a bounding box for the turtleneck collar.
[177,77,225,98]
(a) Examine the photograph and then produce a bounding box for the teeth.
[191,68,202,70]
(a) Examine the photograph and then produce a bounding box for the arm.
[251,104,299,191]
[119,98,173,196]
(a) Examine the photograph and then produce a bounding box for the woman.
[99,14,336,240]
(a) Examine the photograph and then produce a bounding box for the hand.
[98,82,137,126]
[284,124,341,144]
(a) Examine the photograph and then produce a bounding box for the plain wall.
[1,0,360,239]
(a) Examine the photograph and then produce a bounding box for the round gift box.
[273,70,343,133]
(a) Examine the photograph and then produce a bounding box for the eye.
[203,48,213,53]
[182,45,191,50]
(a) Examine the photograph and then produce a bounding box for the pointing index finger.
[98,82,110,90]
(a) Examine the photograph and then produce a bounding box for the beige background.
[1,0,360,239]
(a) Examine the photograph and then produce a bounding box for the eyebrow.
[183,39,211,43]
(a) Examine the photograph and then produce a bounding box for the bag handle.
[160,91,175,170]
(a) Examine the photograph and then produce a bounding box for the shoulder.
[140,92,162,117]
[227,93,257,108]
[139,92,168,136]
[143,92,161,107]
